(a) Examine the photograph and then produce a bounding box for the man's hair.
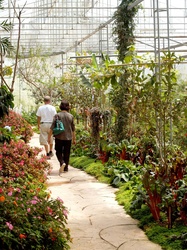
[59,100,70,111]
[44,96,51,102]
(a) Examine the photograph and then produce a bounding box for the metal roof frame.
[1,0,187,63]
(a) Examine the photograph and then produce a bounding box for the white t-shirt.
[36,104,57,122]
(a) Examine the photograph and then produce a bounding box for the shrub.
[0,127,18,144]
[0,140,71,249]
[1,110,33,143]
[0,176,71,250]
[0,140,50,182]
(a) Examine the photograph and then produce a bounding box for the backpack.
[53,116,65,135]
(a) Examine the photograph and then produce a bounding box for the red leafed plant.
[142,168,162,221]
[141,149,187,228]
[1,109,33,143]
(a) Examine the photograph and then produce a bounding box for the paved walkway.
[29,134,162,250]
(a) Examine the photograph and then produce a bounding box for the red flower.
[19,234,27,239]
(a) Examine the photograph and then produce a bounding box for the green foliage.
[70,156,95,170]
[115,181,135,211]
[70,148,187,249]
[0,127,17,144]
[0,0,14,55]
[70,156,110,184]
[71,128,95,157]
[146,224,187,250]
[103,159,138,187]
[22,110,37,125]
[85,162,105,179]
[113,0,141,61]
[0,37,14,55]
[0,23,14,55]
[0,86,14,119]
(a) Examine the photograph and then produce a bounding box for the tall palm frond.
[0,20,13,32]
[0,37,14,55]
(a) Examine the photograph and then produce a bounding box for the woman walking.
[48,100,76,174]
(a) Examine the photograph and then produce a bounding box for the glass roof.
[1,0,119,57]
[1,0,187,61]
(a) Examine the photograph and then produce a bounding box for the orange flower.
[19,234,26,239]
[0,196,5,202]
[48,228,53,233]
[13,201,18,206]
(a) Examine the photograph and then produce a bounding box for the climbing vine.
[112,0,141,141]
[113,0,141,61]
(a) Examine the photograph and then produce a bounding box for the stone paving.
[29,133,162,250]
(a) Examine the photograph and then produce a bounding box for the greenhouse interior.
[2,1,187,250]
[1,0,187,106]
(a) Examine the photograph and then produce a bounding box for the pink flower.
[6,222,13,230]
[63,209,68,217]
[47,207,53,215]
[0,188,3,193]
[27,208,31,213]
[20,160,24,166]
[57,197,64,203]
[8,191,12,196]
[30,199,37,205]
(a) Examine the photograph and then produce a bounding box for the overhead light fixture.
[127,0,144,10]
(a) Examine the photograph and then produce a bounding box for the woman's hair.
[59,100,70,111]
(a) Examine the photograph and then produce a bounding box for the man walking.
[36,96,57,159]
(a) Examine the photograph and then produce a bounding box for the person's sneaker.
[46,153,51,160]
[64,166,68,172]
[48,151,54,157]
[59,163,66,175]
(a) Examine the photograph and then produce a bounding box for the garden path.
[29,133,162,250]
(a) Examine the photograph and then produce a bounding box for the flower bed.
[0,140,71,250]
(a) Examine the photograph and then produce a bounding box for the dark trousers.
[55,138,72,168]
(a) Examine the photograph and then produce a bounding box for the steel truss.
[1,0,187,64]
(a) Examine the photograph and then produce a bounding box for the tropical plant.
[0,85,14,119]
[0,0,14,57]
